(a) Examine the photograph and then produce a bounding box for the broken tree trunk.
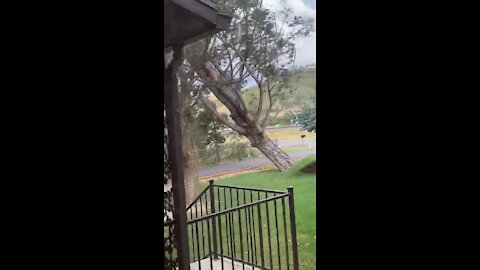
[245,130,293,172]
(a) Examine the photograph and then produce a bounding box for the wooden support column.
[165,44,190,269]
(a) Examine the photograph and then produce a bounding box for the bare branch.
[227,50,234,80]
[262,100,287,129]
[220,39,265,120]
[268,80,278,92]
[261,86,274,128]
[211,61,227,77]
[255,83,265,121]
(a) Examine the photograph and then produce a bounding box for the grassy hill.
[208,68,316,121]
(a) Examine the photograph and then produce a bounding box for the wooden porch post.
[165,44,190,269]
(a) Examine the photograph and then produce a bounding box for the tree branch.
[261,86,274,128]
[262,101,287,129]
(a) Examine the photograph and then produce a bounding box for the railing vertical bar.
[257,201,266,270]
[235,188,244,269]
[238,207,245,270]
[199,195,206,258]
[274,199,282,270]
[288,187,300,270]
[282,197,290,270]
[194,196,199,220]
[250,191,257,265]
[247,194,254,264]
[216,187,224,270]
[205,192,210,215]
[206,219,213,269]
[265,192,274,269]
[194,196,201,263]
[243,190,251,264]
[229,188,236,259]
[190,210,195,263]
[236,189,240,207]
[204,190,207,215]
[195,222,202,270]
[209,180,218,259]
[228,212,235,269]
[223,187,231,258]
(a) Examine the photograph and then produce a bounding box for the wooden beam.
[171,0,217,24]
[164,0,231,49]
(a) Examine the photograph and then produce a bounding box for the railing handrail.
[186,183,286,212]
[187,193,288,224]
[185,185,210,211]
[212,183,287,194]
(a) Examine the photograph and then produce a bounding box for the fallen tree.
[183,0,314,171]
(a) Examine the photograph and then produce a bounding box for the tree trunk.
[173,54,200,205]
[183,131,198,204]
[245,131,293,172]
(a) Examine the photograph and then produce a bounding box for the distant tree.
[298,106,316,132]
[298,84,316,132]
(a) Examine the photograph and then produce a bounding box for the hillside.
[208,68,316,123]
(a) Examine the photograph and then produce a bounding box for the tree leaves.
[298,106,316,133]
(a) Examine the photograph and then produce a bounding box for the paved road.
[198,150,316,178]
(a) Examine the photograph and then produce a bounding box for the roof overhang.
[164,0,231,49]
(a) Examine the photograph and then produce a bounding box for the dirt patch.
[300,161,316,174]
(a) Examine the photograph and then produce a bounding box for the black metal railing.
[185,180,299,270]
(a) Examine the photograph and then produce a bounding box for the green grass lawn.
[195,156,316,270]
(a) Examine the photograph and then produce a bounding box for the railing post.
[165,43,190,270]
[209,179,218,259]
[257,203,266,270]
[288,187,300,270]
